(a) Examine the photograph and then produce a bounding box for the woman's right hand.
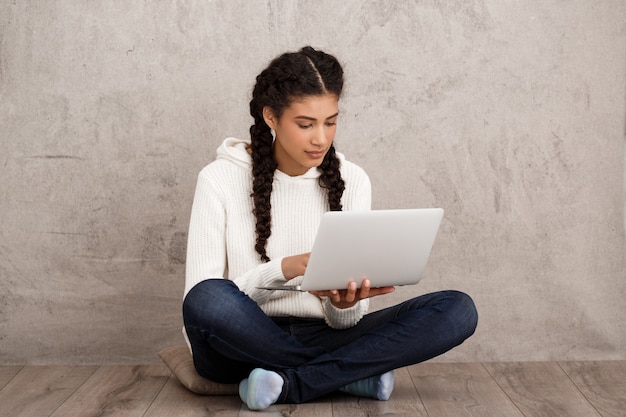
[281,252,310,281]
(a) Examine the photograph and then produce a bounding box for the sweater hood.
[216,137,346,180]
[216,137,253,170]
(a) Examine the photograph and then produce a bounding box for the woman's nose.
[311,126,329,146]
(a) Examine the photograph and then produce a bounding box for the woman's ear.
[262,107,277,130]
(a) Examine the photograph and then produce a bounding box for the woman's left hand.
[309,279,395,309]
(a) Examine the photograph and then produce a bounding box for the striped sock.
[238,368,283,410]
[339,370,394,401]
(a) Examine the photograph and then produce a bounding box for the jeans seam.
[277,370,289,403]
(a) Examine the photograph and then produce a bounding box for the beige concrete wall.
[1,1,624,364]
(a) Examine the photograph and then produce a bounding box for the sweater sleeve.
[341,161,372,212]
[184,169,227,297]
[184,168,287,304]
[322,297,370,329]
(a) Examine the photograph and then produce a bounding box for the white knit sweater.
[184,137,372,329]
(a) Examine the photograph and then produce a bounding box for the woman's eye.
[325,122,337,127]
[298,124,312,129]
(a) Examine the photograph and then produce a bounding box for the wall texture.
[1,0,624,364]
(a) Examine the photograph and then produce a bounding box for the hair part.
[249,46,346,262]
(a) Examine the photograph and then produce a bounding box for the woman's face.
[264,94,339,176]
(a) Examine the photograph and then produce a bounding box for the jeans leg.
[182,279,327,383]
[280,290,478,403]
[184,280,478,403]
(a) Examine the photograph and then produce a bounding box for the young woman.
[183,46,478,410]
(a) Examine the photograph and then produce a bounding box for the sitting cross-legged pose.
[182,46,478,411]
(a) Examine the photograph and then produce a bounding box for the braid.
[249,46,345,262]
[318,145,345,211]
[250,120,277,263]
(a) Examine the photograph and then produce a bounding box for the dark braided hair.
[249,46,346,262]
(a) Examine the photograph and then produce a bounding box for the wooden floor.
[0,361,624,417]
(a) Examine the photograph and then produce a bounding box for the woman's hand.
[309,279,395,309]
[281,252,310,281]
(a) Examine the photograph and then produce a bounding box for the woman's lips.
[306,150,326,159]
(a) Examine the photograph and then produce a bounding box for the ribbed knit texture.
[184,138,372,330]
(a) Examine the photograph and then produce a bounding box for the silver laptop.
[257,208,443,291]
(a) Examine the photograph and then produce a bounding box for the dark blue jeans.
[183,279,477,404]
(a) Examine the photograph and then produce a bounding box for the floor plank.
[0,366,23,390]
[0,365,98,417]
[238,399,332,417]
[49,365,170,417]
[560,361,626,417]
[1,362,624,416]
[484,362,602,417]
[332,367,429,417]
[408,362,524,417]
[143,375,241,417]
